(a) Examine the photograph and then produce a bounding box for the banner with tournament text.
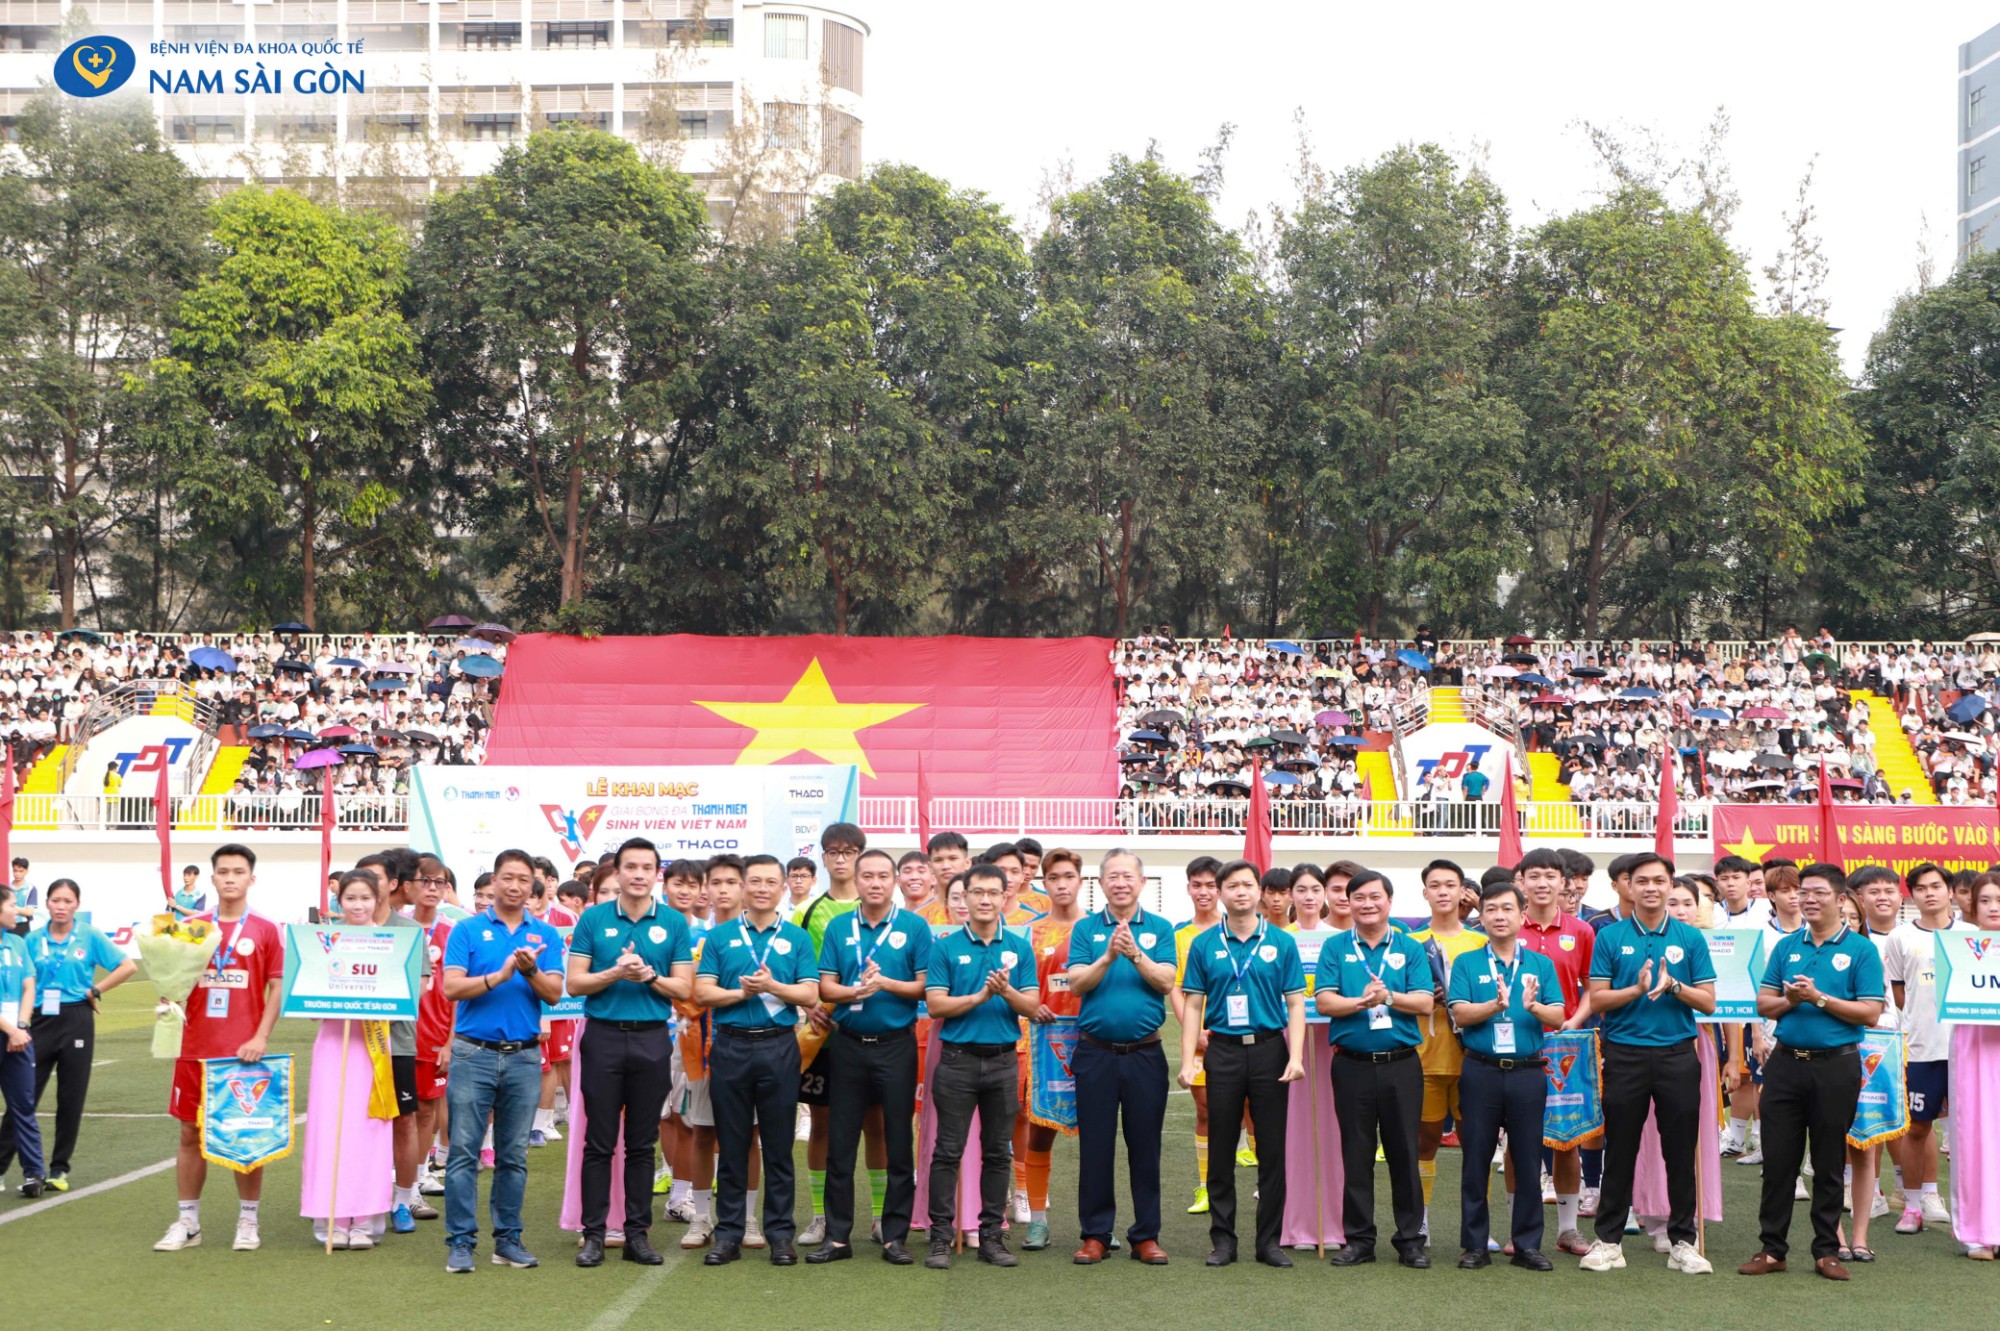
[199,1055,295,1173]
[1847,1030,1910,1149]
[1028,1016,1081,1134]
[1934,930,2000,1023]
[1541,1029,1604,1149]
[1713,803,2000,876]
[279,925,421,1020]
[1698,928,1768,1023]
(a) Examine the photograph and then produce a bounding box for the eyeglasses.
[967,886,1005,898]
[415,875,451,887]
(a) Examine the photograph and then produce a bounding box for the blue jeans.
[444,1037,540,1250]
[0,1040,43,1178]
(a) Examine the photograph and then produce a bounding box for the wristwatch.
[88,985,101,1000]
[1813,995,1829,1009]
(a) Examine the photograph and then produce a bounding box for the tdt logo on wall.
[55,36,137,97]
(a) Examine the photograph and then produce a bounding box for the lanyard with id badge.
[1222,923,1267,1028]
[1488,952,1523,1055]
[744,925,786,1020]
[1360,939,1395,1031]
[205,918,248,1019]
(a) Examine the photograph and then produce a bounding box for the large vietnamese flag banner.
[1713,803,2000,876]
[486,635,1119,799]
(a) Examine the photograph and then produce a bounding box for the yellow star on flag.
[1719,828,1776,863]
[695,658,923,778]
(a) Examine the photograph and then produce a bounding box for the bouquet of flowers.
[137,913,222,1059]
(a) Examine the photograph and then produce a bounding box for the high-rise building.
[1960,20,2000,257]
[0,1,867,232]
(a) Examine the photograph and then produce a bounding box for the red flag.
[1244,760,1273,873]
[1498,751,1523,867]
[1360,769,1373,803]
[320,765,337,916]
[156,760,173,902]
[915,754,932,851]
[1817,756,1835,863]
[0,752,14,887]
[1656,739,1680,861]
[486,634,1117,799]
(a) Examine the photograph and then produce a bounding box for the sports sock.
[809,1169,826,1218]
[1557,1194,1579,1234]
[1014,1161,1028,1197]
[1923,1182,1939,1196]
[746,1189,759,1222]
[869,1168,887,1217]
[1725,1117,1750,1151]
[482,1124,494,1151]
[238,1200,258,1220]
[1194,1134,1209,1185]
[1419,1158,1437,1206]
[394,1185,414,1207]
[178,1200,200,1227]
[1891,1165,1905,1193]
[693,1187,713,1217]
[1581,1147,1603,1188]
[669,1180,691,1207]
[1025,1147,1052,1212]
[1031,1209,1047,1225]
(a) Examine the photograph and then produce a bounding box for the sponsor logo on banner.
[542,803,607,860]
[54,36,137,97]
[1971,938,1994,963]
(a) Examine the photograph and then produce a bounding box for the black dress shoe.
[1257,1247,1294,1269]
[1510,1248,1554,1271]
[1457,1250,1491,1269]
[1398,1250,1432,1269]
[882,1240,914,1265]
[703,1239,742,1266]
[1327,1244,1376,1266]
[576,1236,606,1268]
[1205,1245,1238,1267]
[769,1240,798,1266]
[623,1234,664,1265]
[807,1242,853,1264]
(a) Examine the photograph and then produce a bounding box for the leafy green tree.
[1275,143,1524,635]
[0,93,205,627]
[147,187,429,628]
[413,128,711,610]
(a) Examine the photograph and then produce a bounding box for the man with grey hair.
[1064,848,1178,1264]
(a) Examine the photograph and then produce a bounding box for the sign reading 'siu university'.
[1933,930,2000,1024]
[1697,928,1768,1023]
[280,925,421,1021]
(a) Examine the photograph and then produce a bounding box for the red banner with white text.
[486,634,1119,800]
[1713,803,2000,876]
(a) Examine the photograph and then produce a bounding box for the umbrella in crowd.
[457,655,504,679]
[1120,751,1158,766]
[1739,778,1786,792]
[318,725,358,739]
[1754,752,1793,770]
[274,658,311,673]
[1742,705,1789,720]
[339,744,379,757]
[1396,649,1431,671]
[375,728,406,743]
[57,628,105,645]
[372,662,417,675]
[453,638,491,654]
[1530,694,1572,706]
[1314,709,1350,727]
[1503,634,1535,647]
[1617,686,1660,700]
[1276,755,1319,773]
[328,656,365,669]
[1243,736,1277,750]
[279,728,316,742]
[1263,770,1301,786]
[1485,664,1519,679]
[1569,665,1607,678]
[247,724,283,740]
[273,621,309,634]
[188,646,236,673]
[1942,731,1990,745]
[368,678,407,692]
[1501,653,1538,666]
[1266,641,1306,657]
[1271,729,1308,746]
[1514,673,1553,687]
[471,623,516,643]
[294,748,341,770]
[1206,779,1252,797]
[1126,729,1168,746]
[1802,651,1838,674]
[1139,709,1184,728]
[406,729,440,745]
[1693,708,1733,721]
[1947,694,1990,723]
[427,614,475,631]
[1324,735,1369,748]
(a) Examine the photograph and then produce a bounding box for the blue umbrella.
[368,677,407,692]
[1514,673,1553,687]
[1325,735,1369,748]
[1262,769,1301,786]
[279,728,316,742]
[1693,707,1732,721]
[453,638,489,654]
[329,656,364,668]
[458,654,504,679]
[1396,649,1431,671]
[1949,694,1989,723]
[1266,641,1305,657]
[273,620,309,634]
[188,646,236,673]
[339,744,379,757]
[1618,686,1661,700]
[247,723,283,739]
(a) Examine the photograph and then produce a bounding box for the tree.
[149,187,430,628]
[1274,143,1525,635]
[0,93,205,627]
[1027,153,1271,637]
[1507,188,1860,635]
[414,128,712,609]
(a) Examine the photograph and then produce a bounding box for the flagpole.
[156,760,173,902]
[320,766,336,918]
[326,1019,349,1255]
[1312,1049,1324,1258]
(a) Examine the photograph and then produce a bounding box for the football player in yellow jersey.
[1410,859,1487,1240]
[1018,850,1086,1249]
[1170,857,1224,1212]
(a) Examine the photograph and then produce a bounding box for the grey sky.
[863,1,1989,376]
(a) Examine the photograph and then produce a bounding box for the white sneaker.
[870,1219,883,1244]
[1580,1186,1601,1218]
[744,1215,766,1249]
[1667,1241,1712,1274]
[1579,1240,1626,1271]
[665,1200,698,1224]
[417,1171,446,1197]
[799,1215,827,1246]
[1923,1192,1953,1224]
[1648,1225,1671,1254]
[680,1216,714,1249]
[233,1217,260,1251]
[1795,1176,1809,1200]
[794,1110,812,1143]
[154,1220,202,1252]
[328,1227,351,1250]
[1540,1170,1557,1205]
[542,1124,562,1142]
[1870,1192,1890,1220]
[1011,1192,1031,1224]
[345,1227,374,1251]
[1736,1148,1764,1166]
[606,1230,624,1247]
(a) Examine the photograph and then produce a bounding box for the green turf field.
[5,984,1997,1331]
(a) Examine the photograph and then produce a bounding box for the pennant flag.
[156,760,173,901]
[1027,1016,1081,1133]
[199,1055,296,1173]
[1655,738,1679,861]
[1244,759,1272,872]
[1817,755,1835,862]
[486,635,1117,799]
[1498,750,1523,867]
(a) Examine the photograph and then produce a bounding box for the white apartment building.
[0,0,867,228]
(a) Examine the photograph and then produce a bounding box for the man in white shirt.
[1882,862,1959,1233]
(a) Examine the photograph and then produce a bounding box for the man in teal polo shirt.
[1314,869,1436,1268]
[694,853,822,1268]
[1582,851,1716,1275]
[1177,858,1306,1267]
[1066,848,1179,1266]
[1448,882,1566,1271]
[565,837,694,1269]
[812,848,931,1265]
[1739,861,1885,1282]
[922,862,1040,1270]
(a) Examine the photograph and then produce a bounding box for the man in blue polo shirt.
[1066,848,1179,1266]
[921,861,1040,1270]
[564,837,693,1269]
[1582,851,1717,1275]
[1738,861,1885,1283]
[440,849,567,1274]
[694,853,821,1268]
[812,848,931,1266]
[1447,882,1566,1271]
[1315,868,1436,1268]
[1177,858,1306,1268]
